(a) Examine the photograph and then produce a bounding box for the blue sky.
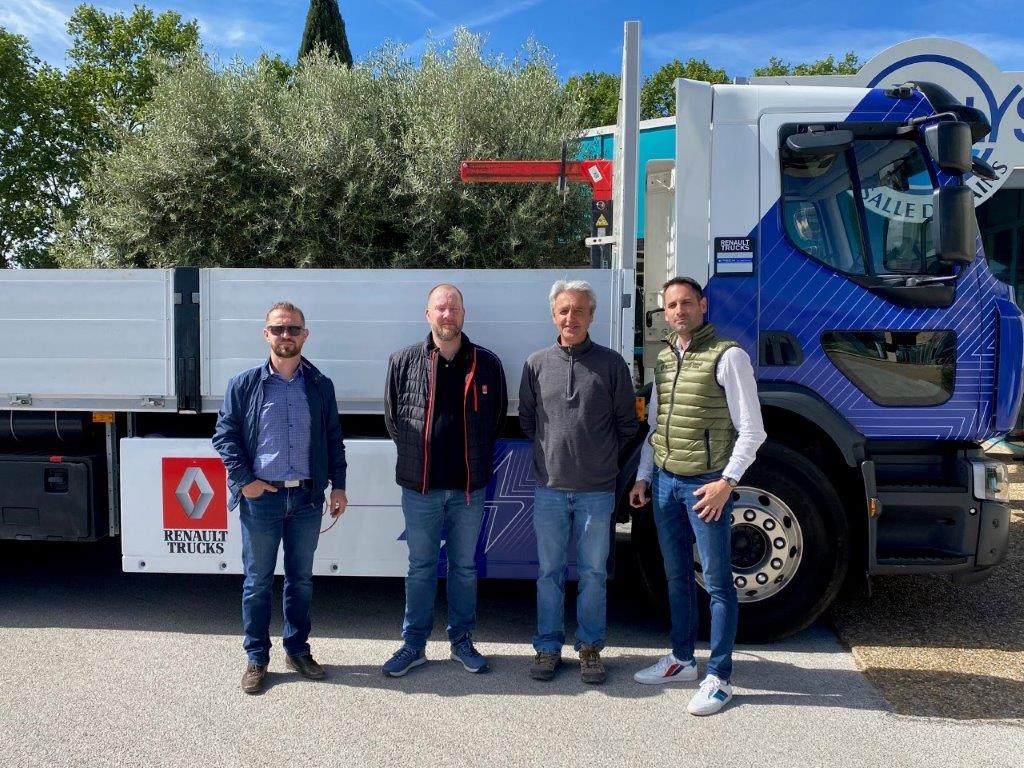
[4,0,1024,78]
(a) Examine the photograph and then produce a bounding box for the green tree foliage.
[753,52,860,77]
[0,4,200,267]
[0,30,48,266]
[56,32,589,270]
[298,0,353,66]
[65,4,201,142]
[640,58,728,119]
[566,59,730,128]
[0,30,91,267]
[565,71,620,128]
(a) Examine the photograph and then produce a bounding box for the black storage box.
[0,454,108,541]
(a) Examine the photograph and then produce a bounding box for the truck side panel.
[0,270,176,411]
[199,268,631,414]
[121,437,551,579]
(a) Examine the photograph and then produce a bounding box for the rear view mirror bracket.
[785,129,855,159]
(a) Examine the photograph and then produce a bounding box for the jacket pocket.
[704,429,712,470]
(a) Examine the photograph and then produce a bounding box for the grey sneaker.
[241,663,267,694]
[579,645,606,684]
[530,651,562,681]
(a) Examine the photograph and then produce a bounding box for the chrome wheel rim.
[694,486,803,603]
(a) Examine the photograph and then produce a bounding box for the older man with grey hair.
[519,279,638,684]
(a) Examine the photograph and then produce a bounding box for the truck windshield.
[782,137,952,278]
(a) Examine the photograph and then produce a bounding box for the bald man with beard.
[382,284,508,677]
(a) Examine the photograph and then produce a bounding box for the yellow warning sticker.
[594,214,609,227]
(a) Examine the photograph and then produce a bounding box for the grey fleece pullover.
[518,336,639,492]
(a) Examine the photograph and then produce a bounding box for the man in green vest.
[628,276,765,715]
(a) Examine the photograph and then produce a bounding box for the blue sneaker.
[450,636,489,673]
[382,645,426,677]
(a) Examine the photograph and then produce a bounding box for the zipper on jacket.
[462,350,478,503]
[420,349,438,494]
[567,348,575,399]
[664,344,684,455]
[704,428,711,470]
[473,382,479,412]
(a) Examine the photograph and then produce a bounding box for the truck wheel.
[632,441,849,642]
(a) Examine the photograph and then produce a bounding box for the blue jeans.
[401,487,486,650]
[652,468,737,681]
[532,487,615,653]
[239,486,322,665]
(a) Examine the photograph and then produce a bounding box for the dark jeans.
[400,488,486,650]
[652,468,738,681]
[239,486,322,665]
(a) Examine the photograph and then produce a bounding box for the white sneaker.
[687,674,733,715]
[633,653,698,685]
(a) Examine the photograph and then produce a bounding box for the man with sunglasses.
[213,301,348,695]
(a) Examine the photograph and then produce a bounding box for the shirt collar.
[263,358,305,382]
[556,334,593,356]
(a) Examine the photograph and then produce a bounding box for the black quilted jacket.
[384,333,508,496]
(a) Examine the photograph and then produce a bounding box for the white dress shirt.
[637,335,766,485]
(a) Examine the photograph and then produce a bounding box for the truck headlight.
[971,460,1011,502]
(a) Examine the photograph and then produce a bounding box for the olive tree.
[57,32,590,270]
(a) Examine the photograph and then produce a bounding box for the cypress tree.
[298,0,353,66]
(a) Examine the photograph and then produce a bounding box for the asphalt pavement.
[1,537,1020,768]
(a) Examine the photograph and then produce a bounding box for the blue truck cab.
[587,79,1024,639]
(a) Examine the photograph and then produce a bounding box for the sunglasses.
[266,325,305,336]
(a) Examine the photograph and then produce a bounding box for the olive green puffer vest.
[651,323,738,476]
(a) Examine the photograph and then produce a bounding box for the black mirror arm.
[972,156,998,182]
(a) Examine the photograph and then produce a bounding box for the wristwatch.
[724,476,739,488]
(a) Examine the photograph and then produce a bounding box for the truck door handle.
[645,308,665,328]
[759,332,804,366]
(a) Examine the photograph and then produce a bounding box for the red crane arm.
[459,159,613,201]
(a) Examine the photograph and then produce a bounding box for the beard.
[272,341,301,358]
[433,323,462,341]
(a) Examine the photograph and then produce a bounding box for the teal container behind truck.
[579,118,676,240]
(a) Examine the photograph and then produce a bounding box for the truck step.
[876,484,967,494]
[874,548,969,571]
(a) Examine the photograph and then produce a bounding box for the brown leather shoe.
[530,651,562,681]
[286,653,326,680]
[579,645,606,684]
[241,663,267,694]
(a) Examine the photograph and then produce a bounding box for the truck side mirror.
[932,186,977,263]
[785,129,854,158]
[923,122,973,175]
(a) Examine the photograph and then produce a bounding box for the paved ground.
[1,538,1021,768]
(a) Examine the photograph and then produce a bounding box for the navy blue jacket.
[213,357,347,510]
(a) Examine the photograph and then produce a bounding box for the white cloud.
[377,0,442,21]
[645,26,1024,77]
[950,33,1024,71]
[407,0,543,56]
[0,0,71,58]
[196,14,271,49]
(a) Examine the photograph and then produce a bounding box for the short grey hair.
[549,280,597,313]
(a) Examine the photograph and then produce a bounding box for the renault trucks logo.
[162,458,227,554]
[860,38,1024,205]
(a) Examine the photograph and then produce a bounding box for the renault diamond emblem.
[174,466,215,520]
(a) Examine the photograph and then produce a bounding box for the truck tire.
[632,440,849,642]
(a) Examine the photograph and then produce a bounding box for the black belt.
[264,479,311,489]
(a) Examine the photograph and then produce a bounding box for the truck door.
[755,107,995,442]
